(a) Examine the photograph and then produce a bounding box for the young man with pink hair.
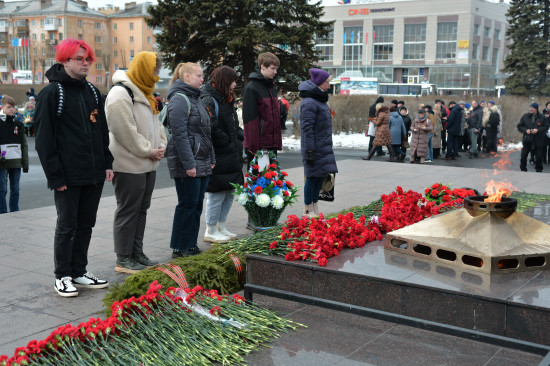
[35,39,114,297]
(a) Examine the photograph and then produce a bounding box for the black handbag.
[319,173,336,202]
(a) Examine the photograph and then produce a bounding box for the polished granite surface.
[244,295,545,366]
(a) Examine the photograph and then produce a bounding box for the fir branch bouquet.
[232,150,299,228]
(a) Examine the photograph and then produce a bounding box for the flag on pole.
[350,31,354,43]
[343,32,347,43]
[373,32,376,41]
[366,32,368,43]
[11,38,18,47]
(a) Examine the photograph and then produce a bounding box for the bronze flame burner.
[464,195,517,219]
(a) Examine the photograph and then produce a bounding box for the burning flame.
[491,150,514,174]
[484,179,517,202]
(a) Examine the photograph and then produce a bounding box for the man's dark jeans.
[53,183,104,279]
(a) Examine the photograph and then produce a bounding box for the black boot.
[386,145,396,162]
[362,146,377,160]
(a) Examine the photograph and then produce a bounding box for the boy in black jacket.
[0,95,29,213]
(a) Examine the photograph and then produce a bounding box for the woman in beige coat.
[362,104,396,161]
[409,109,433,164]
[105,51,167,274]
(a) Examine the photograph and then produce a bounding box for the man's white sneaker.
[55,277,78,297]
[72,272,109,289]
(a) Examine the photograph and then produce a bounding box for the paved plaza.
[0,158,548,364]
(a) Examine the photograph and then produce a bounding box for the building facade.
[0,0,158,87]
[316,0,510,94]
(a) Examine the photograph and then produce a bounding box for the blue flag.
[12,38,18,47]
[343,32,347,43]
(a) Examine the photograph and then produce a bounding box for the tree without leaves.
[146,0,334,93]
[504,0,550,95]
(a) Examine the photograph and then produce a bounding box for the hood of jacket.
[248,68,275,88]
[390,111,401,119]
[200,82,223,103]
[45,63,88,87]
[167,79,201,100]
[399,107,409,116]
[298,79,319,92]
[111,69,152,107]
[298,80,329,103]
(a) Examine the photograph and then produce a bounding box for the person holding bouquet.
[201,66,244,242]
[166,62,215,258]
[409,109,433,164]
[299,68,338,217]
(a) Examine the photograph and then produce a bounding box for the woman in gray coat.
[166,62,215,258]
[299,68,338,217]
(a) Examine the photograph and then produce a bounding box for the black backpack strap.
[113,82,134,104]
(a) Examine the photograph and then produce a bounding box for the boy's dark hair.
[258,52,280,68]
[1,95,16,106]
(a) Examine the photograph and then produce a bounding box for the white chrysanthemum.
[271,195,284,209]
[237,193,249,206]
[255,193,271,207]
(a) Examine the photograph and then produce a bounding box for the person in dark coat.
[409,109,433,164]
[35,39,112,297]
[201,66,244,242]
[166,62,215,257]
[442,101,466,160]
[26,87,37,100]
[299,68,338,217]
[242,52,281,158]
[517,102,549,172]
[399,106,412,158]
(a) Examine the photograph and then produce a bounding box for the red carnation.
[318,257,327,266]
[254,186,263,194]
[270,241,278,249]
[283,191,290,197]
[253,164,259,170]
[286,181,294,187]
[270,163,277,169]
[276,180,283,187]
[281,171,288,176]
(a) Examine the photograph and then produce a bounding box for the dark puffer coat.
[372,106,391,147]
[446,104,464,136]
[299,79,338,178]
[166,80,215,179]
[200,83,244,192]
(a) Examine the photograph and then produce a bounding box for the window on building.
[32,20,36,26]
[474,24,480,36]
[78,20,83,28]
[114,64,118,70]
[113,23,117,30]
[95,49,102,57]
[130,50,134,57]
[484,26,491,38]
[49,33,55,40]
[95,22,101,29]
[130,36,134,43]
[114,50,118,57]
[492,48,499,67]
[343,26,363,62]
[78,34,83,40]
[96,76,103,84]
[373,25,394,61]
[472,43,479,60]
[482,46,490,62]
[147,36,152,44]
[58,18,62,26]
[2,74,8,82]
[40,19,44,27]
[113,37,117,44]
[45,18,55,27]
[130,22,134,30]
[33,48,37,55]
[494,29,501,40]
[95,36,102,43]
[59,33,63,40]
[0,48,5,55]
[32,34,36,41]
[314,30,334,61]
[96,63,103,70]
[0,58,5,66]
[403,23,426,60]
[42,47,46,55]
[436,22,457,59]
[41,33,45,40]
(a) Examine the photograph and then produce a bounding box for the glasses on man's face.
[69,57,93,64]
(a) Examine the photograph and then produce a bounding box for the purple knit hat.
[309,68,331,86]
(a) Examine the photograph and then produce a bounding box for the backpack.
[159,92,191,128]
[200,94,219,120]
[53,81,99,117]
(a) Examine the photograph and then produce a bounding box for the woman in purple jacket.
[299,68,338,217]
